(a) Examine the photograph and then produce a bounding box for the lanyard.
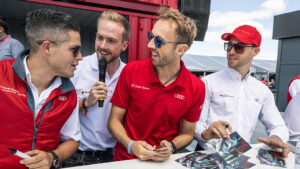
[0,35,11,45]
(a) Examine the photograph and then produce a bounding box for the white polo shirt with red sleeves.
[111,58,205,161]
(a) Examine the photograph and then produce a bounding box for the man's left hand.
[151,140,173,162]
[20,150,53,169]
[257,137,290,158]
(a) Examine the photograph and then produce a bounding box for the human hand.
[86,81,107,107]
[20,150,53,169]
[151,140,173,162]
[131,141,157,161]
[257,137,290,158]
[201,120,232,140]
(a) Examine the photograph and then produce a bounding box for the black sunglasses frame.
[224,42,255,54]
[36,40,81,57]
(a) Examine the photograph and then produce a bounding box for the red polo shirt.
[111,58,205,161]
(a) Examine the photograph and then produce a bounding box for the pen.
[225,124,231,137]
[8,148,30,159]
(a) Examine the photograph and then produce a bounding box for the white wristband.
[127,140,135,155]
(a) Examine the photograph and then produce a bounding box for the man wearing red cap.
[195,25,290,157]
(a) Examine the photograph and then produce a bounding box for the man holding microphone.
[63,11,130,167]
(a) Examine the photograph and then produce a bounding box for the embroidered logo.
[130,84,150,90]
[58,96,67,101]
[81,91,90,94]
[0,85,26,97]
[174,94,185,100]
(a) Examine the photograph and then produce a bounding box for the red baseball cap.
[221,25,262,47]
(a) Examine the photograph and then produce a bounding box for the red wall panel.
[128,16,157,62]
[25,0,177,62]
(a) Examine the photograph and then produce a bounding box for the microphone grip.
[98,58,107,107]
[98,99,104,107]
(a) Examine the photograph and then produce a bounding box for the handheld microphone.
[98,58,107,107]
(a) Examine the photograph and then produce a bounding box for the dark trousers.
[62,148,113,168]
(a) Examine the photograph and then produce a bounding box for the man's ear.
[121,40,129,52]
[252,47,260,57]
[41,41,51,55]
[176,44,189,57]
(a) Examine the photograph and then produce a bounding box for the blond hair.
[159,7,197,48]
[97,11,131,41]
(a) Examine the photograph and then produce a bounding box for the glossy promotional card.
[256,149,286,168]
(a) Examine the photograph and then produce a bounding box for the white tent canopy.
[182,54,276,74]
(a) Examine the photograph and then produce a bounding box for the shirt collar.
[23,55,62,90]
[227,68,251,81]
[145,59,188,88]
[90,52,124,73]
[91,52,99,71]
[12,49,75,94]
[0,35,10,42]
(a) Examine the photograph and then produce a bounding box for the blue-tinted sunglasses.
[148,32,178,48]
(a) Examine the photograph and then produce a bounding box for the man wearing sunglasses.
[108,7,205,161]
[195,25,290,158]
[0,9,83,169]
[63,11,130,167]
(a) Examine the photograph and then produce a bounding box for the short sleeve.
[183,79,206,122]
[110,65,131,109]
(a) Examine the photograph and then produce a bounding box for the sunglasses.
[69,45,81,57]
[36,40,81,57]
[148,32,177,48]
[224,42,255,54]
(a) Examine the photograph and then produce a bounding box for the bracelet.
[82,98,88,116]
[170,141,176,153]
[127,140,135,155]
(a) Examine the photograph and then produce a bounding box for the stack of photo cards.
[176,131,255,169]
[218,132,252,163]
[256,149,287,168]
[175,151,226,169]
[224,155,255,169]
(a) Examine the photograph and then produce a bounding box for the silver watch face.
[53,158,59,167]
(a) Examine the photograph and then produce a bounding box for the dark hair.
[25,8,80,53]
[0,16,8,34]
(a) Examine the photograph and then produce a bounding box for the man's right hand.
[131,141,157,161]
[85,81,107,107]
[201,120,232,140]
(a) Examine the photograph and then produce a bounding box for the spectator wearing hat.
[195,25,290,158]
[0,16,24,60]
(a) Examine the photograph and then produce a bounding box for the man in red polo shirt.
[108,7,205,162]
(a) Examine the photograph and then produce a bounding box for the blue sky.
[187,0,300,60]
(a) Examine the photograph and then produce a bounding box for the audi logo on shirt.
[174,94,185,100]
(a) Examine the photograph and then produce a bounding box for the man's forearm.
[53,140,79,163]
[171,133,194,151]
[108,118,131,149]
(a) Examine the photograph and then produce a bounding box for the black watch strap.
[49,151,59,169]
[170,141,176,153]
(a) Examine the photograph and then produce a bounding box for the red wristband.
[82,98,88,116]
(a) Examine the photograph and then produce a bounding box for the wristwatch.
[170,141,177,153]
[49,151,59,169]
